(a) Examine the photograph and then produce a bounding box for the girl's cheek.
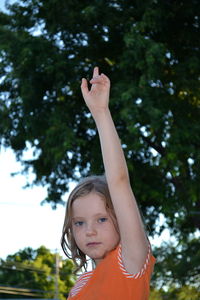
[72,225,78,238]
[73,226,83,236]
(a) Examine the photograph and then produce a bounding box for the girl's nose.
[86,224,97,236]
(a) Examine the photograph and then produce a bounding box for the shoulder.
[68,271,93,298]
[117,243,156,280]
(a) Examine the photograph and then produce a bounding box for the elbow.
[109,171,130,187]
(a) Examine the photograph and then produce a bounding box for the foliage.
[0,0,200,291]
[150,285,200,300]
[0,246,75,299]
[152,237,200,288]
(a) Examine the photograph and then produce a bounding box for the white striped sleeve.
[117,244,151,279]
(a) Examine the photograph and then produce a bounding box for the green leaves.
[0,246,75,299]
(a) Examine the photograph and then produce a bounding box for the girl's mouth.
[86,242,101,247]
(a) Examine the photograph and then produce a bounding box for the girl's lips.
[86,242,101,247]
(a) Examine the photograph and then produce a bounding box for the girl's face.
[71,192,120,265]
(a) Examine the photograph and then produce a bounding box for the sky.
[0,147,72,259]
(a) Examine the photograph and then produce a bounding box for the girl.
[61,67,156,299]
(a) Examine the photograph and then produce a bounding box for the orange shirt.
[68,244,156,300]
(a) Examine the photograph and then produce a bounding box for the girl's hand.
[81,67,110,113]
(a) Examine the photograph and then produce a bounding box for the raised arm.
[81,67,149,274]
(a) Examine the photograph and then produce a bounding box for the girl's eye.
[98,217,107,223]
[74,221,84,227]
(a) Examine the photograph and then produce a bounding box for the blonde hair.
[61,175,118,274]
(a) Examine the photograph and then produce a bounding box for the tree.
[150,285,200,300]
[0,0,200,292]
[0,246,75,299]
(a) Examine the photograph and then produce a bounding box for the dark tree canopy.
[0,0,200,292]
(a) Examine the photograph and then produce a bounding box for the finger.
[90,73,110,85]
[101,73,110,84]
[90,76,101,84]
[81,78,89,95]
[92,66,99,78]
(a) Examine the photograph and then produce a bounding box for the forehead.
[72,192,107,217]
